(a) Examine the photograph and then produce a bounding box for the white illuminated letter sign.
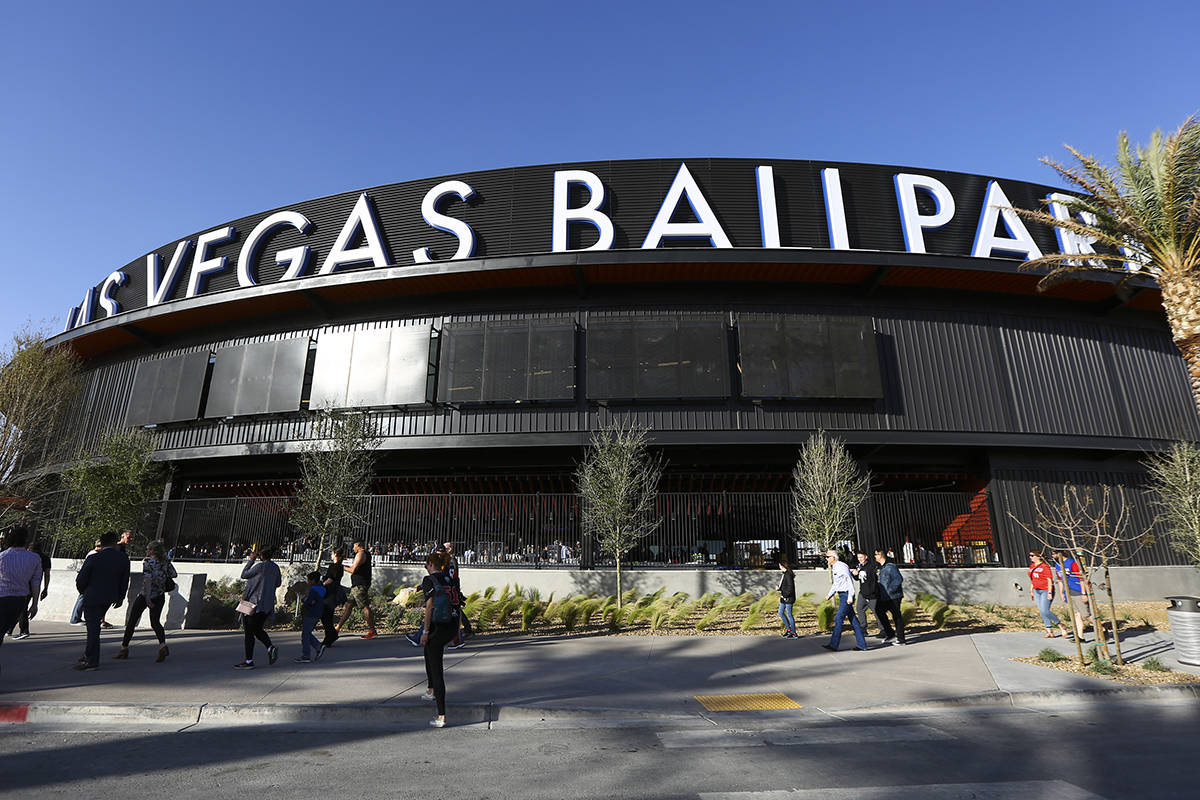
[972,181,1043,260]
[552,170,614,252]
[894,173,956,254]
[319,193,391,275]
[237,211,313,286]
[71,288,95,328]
[642,163,732,249]
[98,270,128,317]
[186,226,236,298]
[821,168,851,250]
[146,239,194,306]
[412,181,477,263]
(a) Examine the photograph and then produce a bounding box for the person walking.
[419,550,459,727]
[320,547,346,648]
[234,547,281,669]
[11,539,50,640]
[821,550,867,652]
[295,571,326,663]
[74,531,131,671]
[1052,550,1094,641]
[874,549,906,645]
[1028,550,1071,639]
[335,540,377,639]
[850,551,879,635]
[777,558,796,637]
[0,528,43,666]
[113,539,177,663]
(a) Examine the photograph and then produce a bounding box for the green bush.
[520,600,544,631]
[560,601,583,632]
[667,592,690,608]
[1038,647,1066,662]
[795,592,817,610]
[1142,656,1167,672]
[670,601,696,625]
[636,587,665,608]
[733,591,756,609]
[1090,659,1117,676]
[900,600,918,626]
[605,604,629,632]
[740,609,764,631]
[483,586,496,599]
[914,591,937,608]
[620,587,639,606]
[650,602,672,631]
[816,600,835,632]
[928,601,951,629]
[577,597,604,624]
[695,607,721,631]
[696,592,722,609]
[386,606,408,631]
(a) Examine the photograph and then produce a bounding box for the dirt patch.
[1012,655,1199,686]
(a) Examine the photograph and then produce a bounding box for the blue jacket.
[76,547,131,607]
[302,585,326,619]
[877,562,903,601]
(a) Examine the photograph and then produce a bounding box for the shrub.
[498,584,511,601]
[1090,659,1117,676]
[620,587,639,606]
[605,604,629,632]
[795,592,817,610]
[900,601,918,626]
[670,601,696,625]
[1038,647,1066,662]
[650,602,672,631]
[667,592,690,608]
[740,609,764,631]
[928,601,951,629]
[816,600,835,632]
[405,608,424,628]
[386,606,409,631]
[520,600,544,631]
[478,600,502,630]
[560,602,583,632]
[734,591,756,609]
[483,586,496,599]
[696,592,722,609]
[404,587,425,608]
[1142,656,1168,672]
[636,587,666,608]
[695,608,721,631]
[575,597,603,624]
[524,587,541,602]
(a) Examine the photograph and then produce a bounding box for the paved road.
[3,701,1198,799]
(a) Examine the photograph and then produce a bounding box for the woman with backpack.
[113,539,177,663]
[419,549,459,727]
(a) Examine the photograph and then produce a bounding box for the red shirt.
[1028,563,1053,591]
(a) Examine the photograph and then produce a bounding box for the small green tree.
[576,421,664,608]
[1145,441,1200,566]
[60,428,167,556]
[289,408,381,565]
[0,324,83,527]
[789,430,870,557]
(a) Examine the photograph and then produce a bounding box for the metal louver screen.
[310,327,432,409]
[738,314,881,398]
[124,351,210,426]
[587,315,728,400]
[205,338,308,417]
[438,319,576,404]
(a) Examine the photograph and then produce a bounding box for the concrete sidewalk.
[1,623,1196,726]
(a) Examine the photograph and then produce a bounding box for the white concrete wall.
[38,558,207,630]
[183,560,1200,605]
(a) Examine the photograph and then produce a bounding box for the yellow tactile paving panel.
[693,693,803,711]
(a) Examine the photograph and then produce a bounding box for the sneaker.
[233,661,255,670]
[100,621,114,629]
[821,644,837,651]
[113,647,129,659]
[156,645,169,663]
[267,646,279,665]
[882,636,895,644]
[421,691,435,702]
[11,632,29,640]
[315,644,326,662]
[73,662,99,671]
[405,633,422,648]
[854,645,869,651]
[449,640,466,650]
[429,718,445,728]
[294,656,312,663]
[362,630,378,640]
[892,640,906,646]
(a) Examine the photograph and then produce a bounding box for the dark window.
[437,319,576,404]
[205,338,309,417]
[125,351,210,426]
[737,314,881,398]
[310,327,432,409]
[587,315,729,400]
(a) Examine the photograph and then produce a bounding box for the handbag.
[235,599,257,615]
[164,577,177,593]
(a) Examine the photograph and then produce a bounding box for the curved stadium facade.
[44,158,1200,568]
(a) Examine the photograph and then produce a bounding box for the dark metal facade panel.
[124,351,209,426]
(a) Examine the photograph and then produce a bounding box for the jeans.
[1033,589,1062,629]
[243,612,272,661]
[83,604,108,666]
[829,591,867,650]
[778,602,795,633]
[122,593,166,647]
[301,616,321,658]
[423,621,458,716]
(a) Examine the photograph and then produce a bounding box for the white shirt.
[826,560,855,602]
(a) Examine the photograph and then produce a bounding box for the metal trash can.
[1166,596,1200,666]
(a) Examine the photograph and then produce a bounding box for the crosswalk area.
[698,780,1108,799]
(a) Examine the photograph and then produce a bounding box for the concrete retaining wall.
[40,558,207,630]
[189,559,1200,606]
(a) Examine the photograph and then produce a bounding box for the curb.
[834,683,1200,714]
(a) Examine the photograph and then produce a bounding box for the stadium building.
[43,158,1200,568]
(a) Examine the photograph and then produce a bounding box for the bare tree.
[0,325,82,526]
[1144,441,1200,566]
[576,420,664,608]
[60,428,168,557]
[290,408,382,566]
[1012,484,1149,666]
[789,430,870,557]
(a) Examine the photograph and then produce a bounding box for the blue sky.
[2,0,1198,342]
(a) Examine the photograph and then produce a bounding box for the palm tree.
[1014,115,1200,415]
